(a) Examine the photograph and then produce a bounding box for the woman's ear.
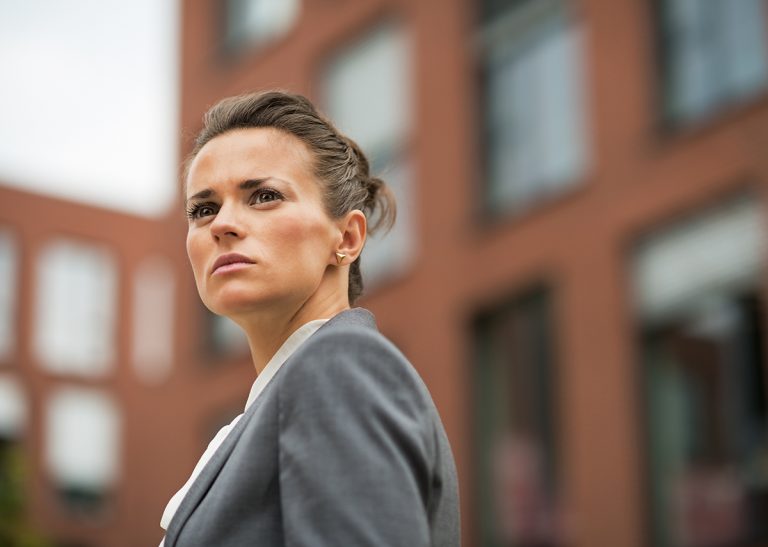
[332,210,366,266]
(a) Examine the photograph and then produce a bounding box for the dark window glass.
[643,292,768,546]
[222,0,300,54]
[481,0,532,23]
[473,288,562,547]
[56,485,108,517]
[202,306,248,360]
[0,440,51,545]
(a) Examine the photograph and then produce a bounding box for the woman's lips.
[211,253,254,275]
[213,262,253,275]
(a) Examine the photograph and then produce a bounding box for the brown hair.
[185,90,396,304]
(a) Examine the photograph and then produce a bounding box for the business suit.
[162,308,460,546]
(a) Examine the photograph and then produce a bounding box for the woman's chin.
[206,291,287,318]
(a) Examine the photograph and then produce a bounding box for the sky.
[0,0,179,217]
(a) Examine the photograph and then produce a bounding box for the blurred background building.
[1,0,768,546]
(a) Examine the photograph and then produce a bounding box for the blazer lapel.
[163,396,263,546]
[163,308,376,545]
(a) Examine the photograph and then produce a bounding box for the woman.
[159,91,460,546]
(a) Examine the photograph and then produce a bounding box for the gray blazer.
[163,308,460,546]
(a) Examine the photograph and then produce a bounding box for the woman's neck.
[235,295,349,374]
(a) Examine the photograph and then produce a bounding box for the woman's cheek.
[276,213,327,253]
[186,232,208,284]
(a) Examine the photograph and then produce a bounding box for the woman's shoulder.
[296,308,403,361]
[309,312,400,357]
[278,309,431,406]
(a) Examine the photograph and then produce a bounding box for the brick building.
[2,0,768,546]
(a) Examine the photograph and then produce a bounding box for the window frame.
[475,0,589,221]
[318,18,416,292]
[653,0,768,129]
[216,0,302,61]
[33,238,118,378]
[471,284,562,547]
[0,228,18,364]
[631,194,768,546]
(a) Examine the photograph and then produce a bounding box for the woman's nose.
[209,204,244,240]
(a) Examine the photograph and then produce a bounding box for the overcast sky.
[0,0,179,217]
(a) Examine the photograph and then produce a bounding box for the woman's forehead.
[194,128,312,169]
[186,128,315,192]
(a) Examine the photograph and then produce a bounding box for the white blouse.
[159,319,329,544]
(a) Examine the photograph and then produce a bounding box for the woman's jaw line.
[219,276,351,372]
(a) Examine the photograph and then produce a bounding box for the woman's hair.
[185,90,397,304]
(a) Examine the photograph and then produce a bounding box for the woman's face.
[185,127,341,318]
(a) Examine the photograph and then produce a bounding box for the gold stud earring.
[335,252,346,264]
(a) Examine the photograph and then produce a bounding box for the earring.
[335,252,346,265]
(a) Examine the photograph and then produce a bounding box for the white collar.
[243,318,329,411]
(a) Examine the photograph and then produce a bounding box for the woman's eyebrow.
[185,188,213,204]
[239,178,270,191]
[186,178,278,204]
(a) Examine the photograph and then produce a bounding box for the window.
[223,0,300,53]
[205,310,249,359]
[634,197,768,547]
[479,0,588,214]
[45,387,120,514]
[660,0,768,123]
[131,256,175,384]
[0,376,38,545]
[0,375,26,440]
[473,287,562,546]
[34,240,117,377]
[0,231,16,361]
[323,22,415,288]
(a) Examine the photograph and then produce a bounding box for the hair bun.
[365,176,382,201]
[363,175,396,235]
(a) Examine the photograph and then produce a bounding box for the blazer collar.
[319,307,377,332]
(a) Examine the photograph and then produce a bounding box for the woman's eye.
[251,188,284,205]
[186,203,217,220]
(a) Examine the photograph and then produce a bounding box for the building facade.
[2,0,768,546]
